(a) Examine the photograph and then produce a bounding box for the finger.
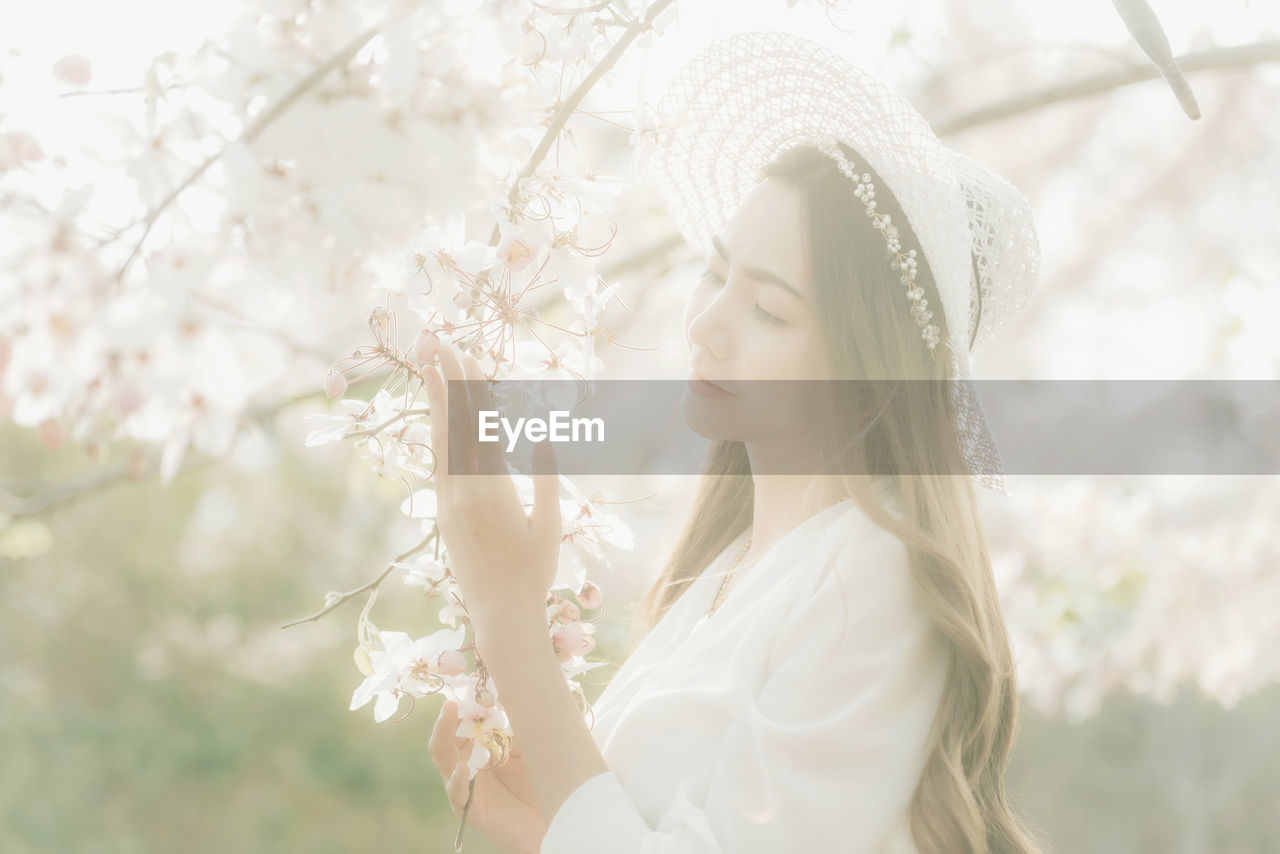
[421,361,449,489]
[437,342,476,476]
[445,760,474,817]
[428,701,455,775]
[428,700,460,776]
[531,437,561,541]
[461,351,507,477]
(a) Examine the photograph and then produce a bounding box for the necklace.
[706,536,753,619]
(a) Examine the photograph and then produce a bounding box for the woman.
[426,31,1045,854]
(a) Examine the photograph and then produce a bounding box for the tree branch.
[0,389,323,517]
[114,25,382,283]
[279,526,439,629]
[485,0,676,247]
[935,39,1280,135]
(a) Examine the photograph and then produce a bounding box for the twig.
[485,0,676,247]
[58,83,187,99]
[279,527,438,629]
[0,390,323,517]
[0,458,140,517]
[114,25,381,283]
[532,0,614,13]
[346,407,432,440]
[188,289,338,363]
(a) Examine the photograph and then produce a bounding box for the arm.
[473,604,619,842]
[534,530,951,854]
[422,340,621,847]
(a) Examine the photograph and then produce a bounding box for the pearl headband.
[815,138,941,356]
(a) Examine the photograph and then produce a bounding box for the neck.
[743,473,846,564]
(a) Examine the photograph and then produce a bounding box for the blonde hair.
[630,144,1047,853]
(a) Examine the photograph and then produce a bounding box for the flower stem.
[454,776,478,853]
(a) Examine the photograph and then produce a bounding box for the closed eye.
[754,305,786,325]
[699,269,788,326]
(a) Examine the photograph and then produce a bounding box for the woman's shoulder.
[807,498,915,602]
[765,499,932,664]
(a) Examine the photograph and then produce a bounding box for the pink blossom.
[578,580,603,610]
[548,597,580,624]
[0,131,44,171]
[496,235,536,272]
[37,418,64,450]
[552,620,596,658]
[52,55,92,87]
[437,648,467,676]
[324,371,348,399]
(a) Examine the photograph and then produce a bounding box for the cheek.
[759,329,826,380]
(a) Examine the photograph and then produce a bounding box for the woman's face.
[682,178,831,457]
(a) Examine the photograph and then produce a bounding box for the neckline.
[594,496,860,720]
[697,496,855,625]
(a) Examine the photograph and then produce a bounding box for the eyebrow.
[711,234,806,302]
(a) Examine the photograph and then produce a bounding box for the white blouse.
[540,495,951,854]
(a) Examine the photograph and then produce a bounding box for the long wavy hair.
[629,143,1046,854]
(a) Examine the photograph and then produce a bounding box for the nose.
[685,282,736,361]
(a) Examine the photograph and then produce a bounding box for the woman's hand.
[420,340,563,633]
[430,699,547,854]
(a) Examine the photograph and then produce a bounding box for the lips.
[689,372,734,394]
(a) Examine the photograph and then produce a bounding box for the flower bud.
[552,621,596,658]
[127,448,147,480]
[53,55,92,87]
[353,646,375,677]
[475,686,496,708]
[496,236,535,272]
[437,648,467,676]
[114,381,143,415]
[36,418,64,450]
[578,580,603,610]
[324,370,348,399]
[412,328,439,364]
[368,305,390,339]
[547,598,580,624]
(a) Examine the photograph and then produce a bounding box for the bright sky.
[2,0,242,87]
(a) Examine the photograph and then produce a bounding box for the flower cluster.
[306,294,631,781]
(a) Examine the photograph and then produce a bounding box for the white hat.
[632,30,1041,495]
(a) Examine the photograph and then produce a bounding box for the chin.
[680,388,746,440]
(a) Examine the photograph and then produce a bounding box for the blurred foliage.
[2,420,1277,853]
[0,421,502,854]
[1008,682,1280,853]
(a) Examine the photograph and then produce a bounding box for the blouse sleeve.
[540,529,951,854]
